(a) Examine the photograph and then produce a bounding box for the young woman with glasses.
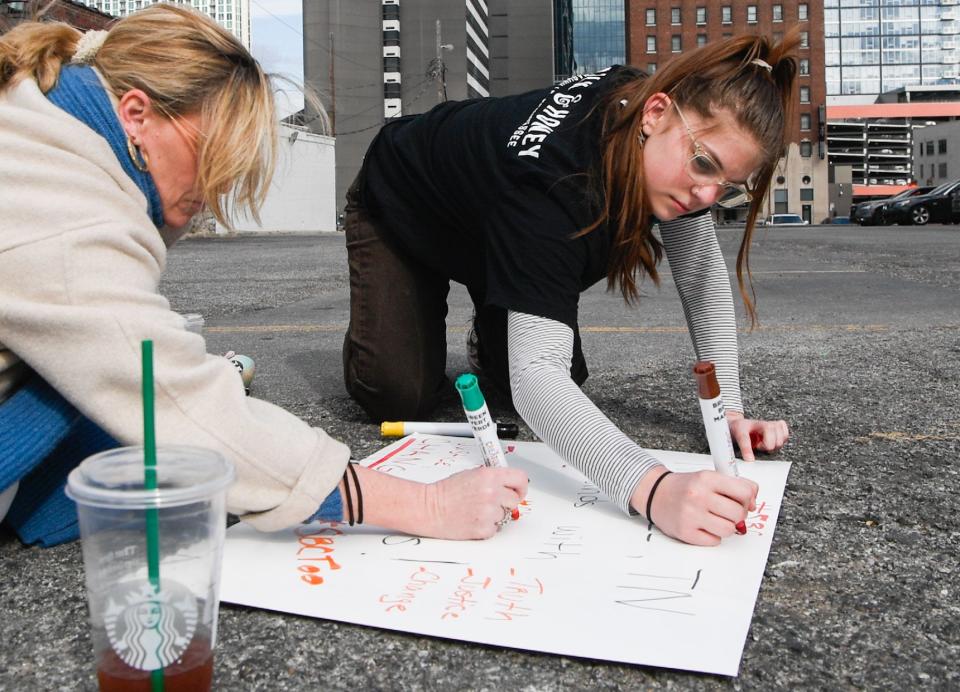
[344,32,798,545]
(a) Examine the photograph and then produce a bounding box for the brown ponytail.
[587,28,801,326]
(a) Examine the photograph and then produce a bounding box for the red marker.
[750,431,763,450]
[511,507,520,521]
[693,361,748,535]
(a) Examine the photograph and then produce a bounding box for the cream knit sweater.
[0,76,349,531]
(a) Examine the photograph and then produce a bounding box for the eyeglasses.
[673,102,753,209]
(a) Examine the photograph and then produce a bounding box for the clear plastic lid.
[66,446,234,509]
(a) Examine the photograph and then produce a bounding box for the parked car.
[764,214,808,226]
[852,186,934,226]
[827,216,851,224]
[884,178,960,226]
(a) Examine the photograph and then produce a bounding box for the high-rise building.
[488,0,573,95]
[305,1,495,213]
[822,3,960,199]
[76,0,250,48]
[626,1,829,223]
[825,0,960,104]
[572,0,625,74]
[306,0,574,213]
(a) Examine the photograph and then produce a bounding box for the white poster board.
[221,434,790,676]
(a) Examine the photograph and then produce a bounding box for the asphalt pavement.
[1,224,958,690]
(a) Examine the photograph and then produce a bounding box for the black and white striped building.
[305,0,561,215]
[465,0,490,98]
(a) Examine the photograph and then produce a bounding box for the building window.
[723,32,733,40]
[672,35,682,52]
[800,141,813,157]
[646,8,656,26]
[939,139,947,154]
[800,31,809,49]
[798,3,808,21]
[747,6,757,24]
[671,7,681,25]
[926,141,934,156]
[722,6,732,24]
[773,4,783,22]
[647,63,657,74]
[800,59,810,76]
[800,113,811,130]
[383,29,400,47]
[800,86,810,103]
[919,164,924,177]
[800,188,814,201]
[939,162,948,178]
[696,7,706,25]
[697,34,707,48]
[647,35,657,53]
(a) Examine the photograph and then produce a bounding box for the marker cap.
[693,361,720,399]
[380,421,405,437]
[454,373,485,411]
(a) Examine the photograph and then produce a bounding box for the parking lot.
[1,223,958,690]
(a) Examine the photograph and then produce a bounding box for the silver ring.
[495,506,511,531]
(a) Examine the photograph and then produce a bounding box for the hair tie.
[71,30,109,64]
[751,58,773,73]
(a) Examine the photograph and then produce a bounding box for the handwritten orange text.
[441,568,492,620]
[379,566,442,613]
[295,523,343,586]
[486,567,545,622]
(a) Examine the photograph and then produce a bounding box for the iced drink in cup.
[67,446,234,691]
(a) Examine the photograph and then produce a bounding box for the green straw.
[141,340,164,692]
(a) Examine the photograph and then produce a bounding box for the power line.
[334,78,435,136]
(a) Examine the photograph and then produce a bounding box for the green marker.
[454,373,508,468]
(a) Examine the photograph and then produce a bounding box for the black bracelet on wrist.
[347,462,363,525]
[342,466,355,526]
[645,470,673,526]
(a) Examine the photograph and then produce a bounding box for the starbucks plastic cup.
[66,446,234,691]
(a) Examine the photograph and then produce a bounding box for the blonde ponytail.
[1,5,280,228]
[0,21,80,93]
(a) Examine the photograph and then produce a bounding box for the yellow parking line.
[206,323,960,335]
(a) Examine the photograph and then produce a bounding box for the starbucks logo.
[103,580,198,671]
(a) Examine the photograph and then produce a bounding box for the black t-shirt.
[360,67,633,329]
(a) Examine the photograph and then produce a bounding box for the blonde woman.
[0,5,526,546]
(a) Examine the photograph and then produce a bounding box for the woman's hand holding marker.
[726,411,790,461]
[423,467,529,540]
[632,466,759,546]
[345,464,528,541]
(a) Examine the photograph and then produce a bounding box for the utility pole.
[428,19,453,103]
[329,31,336,134]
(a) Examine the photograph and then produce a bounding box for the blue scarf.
[46,64,165,229]
[0,376,118,547]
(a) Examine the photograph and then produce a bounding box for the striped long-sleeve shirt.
[508,212,742,515]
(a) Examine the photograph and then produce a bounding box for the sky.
[249,0,305,118]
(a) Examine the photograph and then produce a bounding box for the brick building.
[0,0,113,32]
[626,1,830,223]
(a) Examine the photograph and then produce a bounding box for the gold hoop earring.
[126,137,149,172]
